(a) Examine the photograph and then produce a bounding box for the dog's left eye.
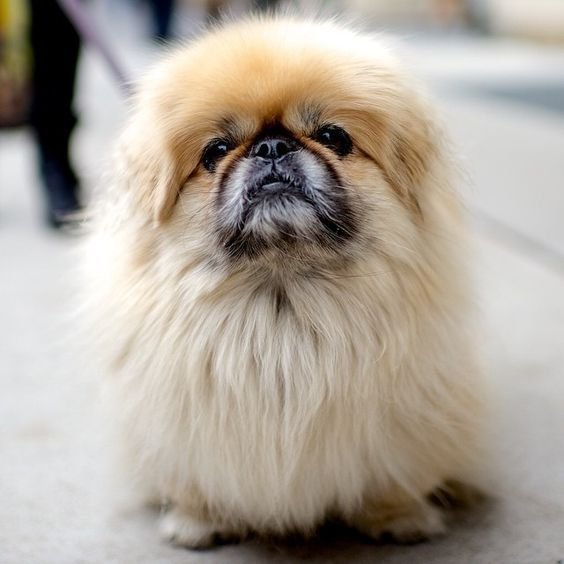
[202,139,232,172]
[313,125,353,156]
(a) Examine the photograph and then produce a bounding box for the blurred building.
[487,0,564,42]
[343,0,564,40]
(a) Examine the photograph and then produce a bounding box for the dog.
[83,17,486,548]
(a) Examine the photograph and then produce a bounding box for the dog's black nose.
[250,136,299,161]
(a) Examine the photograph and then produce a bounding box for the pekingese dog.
[84,17,486,548]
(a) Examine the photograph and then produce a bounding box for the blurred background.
[1,1,563,563]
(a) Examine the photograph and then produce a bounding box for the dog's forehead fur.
[140,20,407,144]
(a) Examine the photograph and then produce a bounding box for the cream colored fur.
[83,17,485,548]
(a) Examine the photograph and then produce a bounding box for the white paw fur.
[159,509,225,549]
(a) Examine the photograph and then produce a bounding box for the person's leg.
[147,0,175,41]
[254,0,280,12]
[29,0,81,227]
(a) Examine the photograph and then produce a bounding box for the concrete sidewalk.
[1,21,563,564]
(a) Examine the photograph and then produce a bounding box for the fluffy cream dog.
[84,17,485,548]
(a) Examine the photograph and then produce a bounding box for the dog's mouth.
[245,172,314,208]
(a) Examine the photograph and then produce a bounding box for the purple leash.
[56,0,132,95]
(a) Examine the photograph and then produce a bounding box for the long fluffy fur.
[83,17,485,546]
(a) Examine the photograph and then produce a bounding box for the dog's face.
[123,20,439,272]
[213,121,357,261]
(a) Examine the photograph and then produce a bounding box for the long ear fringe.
[114,115,185,227]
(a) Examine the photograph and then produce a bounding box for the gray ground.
[1,7,564,564]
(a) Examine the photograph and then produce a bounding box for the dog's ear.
[385,103,438,216]
[116,118,183,225]
[348,85,439,217]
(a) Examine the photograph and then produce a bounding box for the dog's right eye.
[202,139,232,172]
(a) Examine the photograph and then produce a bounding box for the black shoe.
[47,206,84,233]
[38,150,83,231]
[40,156,79,208]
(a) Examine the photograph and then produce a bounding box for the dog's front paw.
[380,502,446,543]
[352,500,446,544]
[159,508,225,549]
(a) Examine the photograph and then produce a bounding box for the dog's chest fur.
[112,271,430,527]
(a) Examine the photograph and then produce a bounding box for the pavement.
[1,7,564,564]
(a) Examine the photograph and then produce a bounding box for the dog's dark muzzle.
[244,134,310,207]
[216,132,358,259]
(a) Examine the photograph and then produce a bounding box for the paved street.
[1,9,564,563]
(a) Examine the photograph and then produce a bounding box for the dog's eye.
[202,139,232,172]
[313,125,353,156]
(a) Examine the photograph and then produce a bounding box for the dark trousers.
[29,0,81,212]
[146,0,174,40]
[255,0,280,11]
